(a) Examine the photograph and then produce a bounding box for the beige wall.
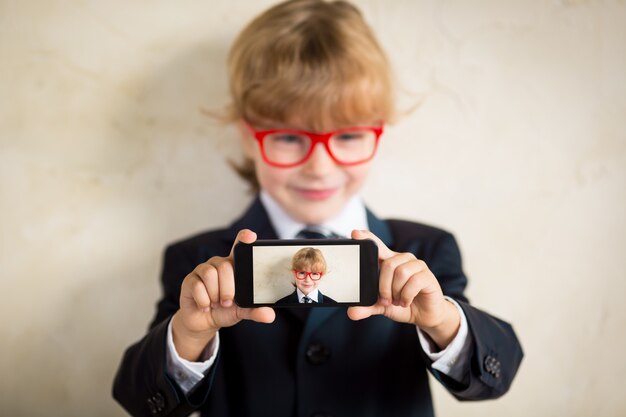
[1,1,624,416]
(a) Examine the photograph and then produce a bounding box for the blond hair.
[291,247,328,273]
[226,0,395,189]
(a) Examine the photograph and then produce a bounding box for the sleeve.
[165,319,220,394]
[422,232,524,400]
[112,243,221,417]
[417,297,473,384]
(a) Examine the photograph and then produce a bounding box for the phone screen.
[253,243,360,304]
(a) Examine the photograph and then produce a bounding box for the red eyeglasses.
[293,270,324,281]
[245,121,383,168]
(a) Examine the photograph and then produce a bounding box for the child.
[276,247,337,304]
[113,1,523,416]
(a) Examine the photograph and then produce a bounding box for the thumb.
[347,305,385,321]
[229,229,257,259]
[237,306,276,324]
[351,229,395,261]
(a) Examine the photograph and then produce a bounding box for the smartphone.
[234,239,379,308]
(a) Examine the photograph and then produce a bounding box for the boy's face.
[241,119,373,225]
[294,265,323,295]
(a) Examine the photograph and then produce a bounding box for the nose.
[302,143,335,175]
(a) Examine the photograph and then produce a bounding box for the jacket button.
[306,343,331,365]
[483,355,502,378]
[154,392,165,409]
[492,360,501,378]
[147,398,157,415]
[483,355,495,373]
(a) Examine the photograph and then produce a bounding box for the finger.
[190,275,212,312]
[379,253,415,306]
[195,264,219,312]
[216,259,235,307]
[347,304,386,321]
[399,273,429,308]
[229,229,257,259]
[236,307,276,324]
[391,260,425,305]
[401,269,441,304]
[351,229,395,260]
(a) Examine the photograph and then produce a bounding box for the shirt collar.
[259,190,369,239]
[296,288,319,303]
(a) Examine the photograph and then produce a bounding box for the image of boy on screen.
[276,247,337,304]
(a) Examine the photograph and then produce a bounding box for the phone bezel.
[234,238,379,308]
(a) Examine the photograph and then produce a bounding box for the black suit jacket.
[276,290,337,304]
[113,197,523,417]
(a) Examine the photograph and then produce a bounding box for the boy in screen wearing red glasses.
[277,247,337,304]
[113,1,523,416]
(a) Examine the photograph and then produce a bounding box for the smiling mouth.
[292,187,338,200]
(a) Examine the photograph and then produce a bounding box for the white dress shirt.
[165,191,473,393]
[297,288,319,303]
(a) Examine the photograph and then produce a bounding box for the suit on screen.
[276,290,337,304]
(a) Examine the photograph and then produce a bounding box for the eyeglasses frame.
[244,121,384,168]
[293,270,324,281]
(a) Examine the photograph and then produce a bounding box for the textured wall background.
[0,1,624,416]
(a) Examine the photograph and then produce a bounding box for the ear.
[236,120,257,159]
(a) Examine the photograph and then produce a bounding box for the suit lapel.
[221,197,278,243]
[367,208,394,248]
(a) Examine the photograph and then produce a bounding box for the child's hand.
[171,229,275,361]
[348,230,461,350]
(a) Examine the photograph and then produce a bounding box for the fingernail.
[201,307,210,313]
[221,300,232,307]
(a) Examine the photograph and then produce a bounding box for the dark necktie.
[302,296,314,303]
[296,228,342,239]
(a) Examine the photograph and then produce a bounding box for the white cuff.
[417,297,473,383]
[165,318,220,394]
